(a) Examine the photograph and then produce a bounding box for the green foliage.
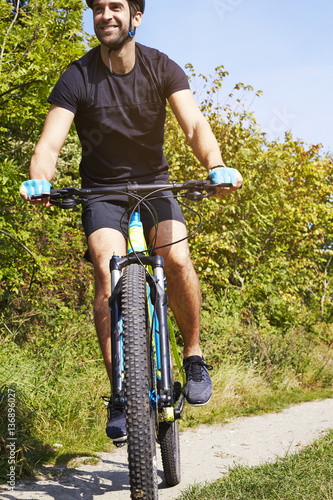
[0,0,85,163]
[164,67,333,331]
[198,292,333,387]
[0,0,89,333]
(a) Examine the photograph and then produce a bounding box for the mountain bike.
[32,178,230,499]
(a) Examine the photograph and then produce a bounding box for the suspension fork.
[109,256,124,407]
[151,255,173,407]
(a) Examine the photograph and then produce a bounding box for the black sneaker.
[105,399,127,442]
[183,356,213,406]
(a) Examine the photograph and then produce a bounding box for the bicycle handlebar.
[31,180,232,209]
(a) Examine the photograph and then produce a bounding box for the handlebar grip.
[30,193,49,200]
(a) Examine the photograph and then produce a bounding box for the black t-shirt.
[48,43,189,188]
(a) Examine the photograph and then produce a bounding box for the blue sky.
[83,0,333,154]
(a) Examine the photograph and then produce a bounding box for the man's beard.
[95,24,130,51]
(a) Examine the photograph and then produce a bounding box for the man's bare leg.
[149,220,202,358]
[150,219,212,406]
[88,228,129,441]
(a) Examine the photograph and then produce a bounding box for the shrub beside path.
[1,399,332,500]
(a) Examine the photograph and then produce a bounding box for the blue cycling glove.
[20,179,51,198]
[208,166,240,186]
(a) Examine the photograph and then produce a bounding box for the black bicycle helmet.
[86,0,145,13]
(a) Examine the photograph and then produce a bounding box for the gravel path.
[1,399,332,500]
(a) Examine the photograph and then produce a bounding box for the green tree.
[164,68,333,329]
[0,0,89,332]
[0,0,85,162]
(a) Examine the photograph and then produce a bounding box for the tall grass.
[175,289,333,427]
[0,318,111,481]
[180,362,332,429]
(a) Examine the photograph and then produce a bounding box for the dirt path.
[1,399,332,500]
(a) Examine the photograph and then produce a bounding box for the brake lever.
[206,182,233,197]
[185,190,205,201]
[49,196,81,209]
[184,180,233,200]
[30,188,63,202]
[31,188,85,208]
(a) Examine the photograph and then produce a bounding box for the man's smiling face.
[93,0,131,50]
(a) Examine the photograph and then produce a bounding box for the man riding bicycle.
[21,0,243,442]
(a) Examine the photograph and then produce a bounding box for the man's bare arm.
[29,104,75,181]
[168,89,242,192]
[21,104,75,205]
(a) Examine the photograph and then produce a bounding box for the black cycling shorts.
[81,193,185,241]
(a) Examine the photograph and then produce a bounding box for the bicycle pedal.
[174,392,185,420]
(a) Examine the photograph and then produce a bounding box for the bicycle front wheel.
[122,263,158,500]
[159,418,181,486]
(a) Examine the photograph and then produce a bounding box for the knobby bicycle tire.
[158,350,181,487]
[122,263,158,500]
[159,419,181,486]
